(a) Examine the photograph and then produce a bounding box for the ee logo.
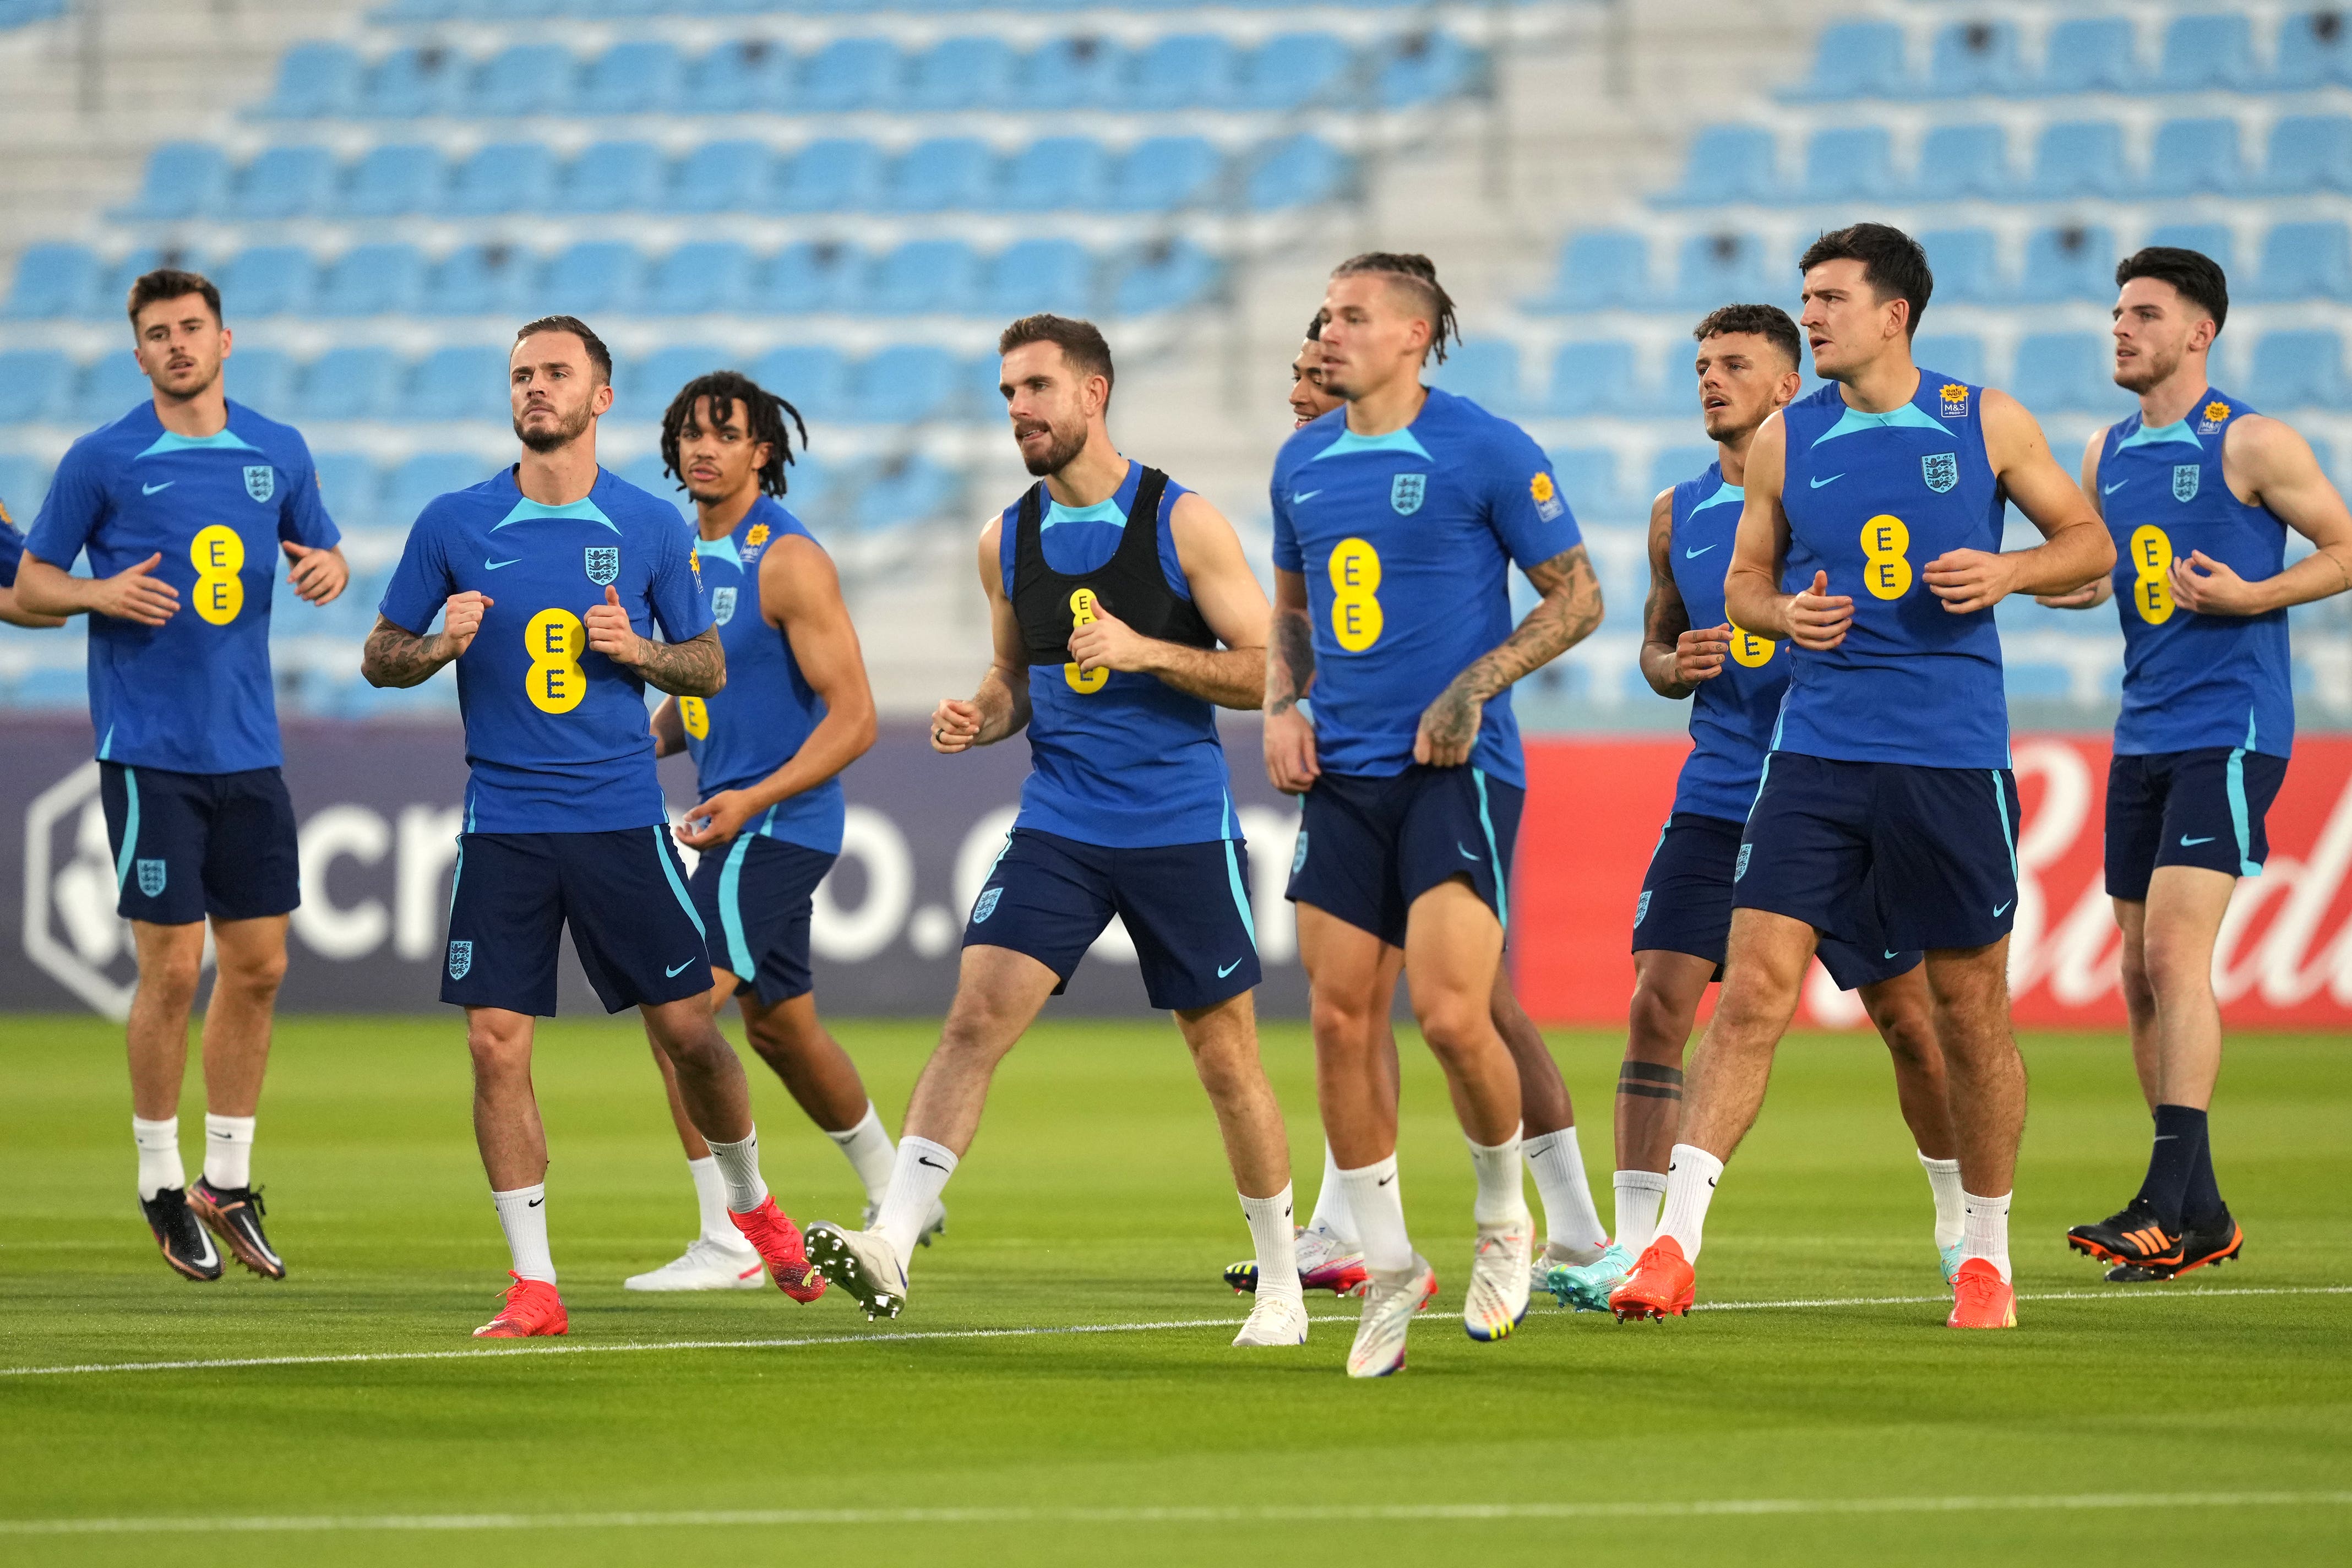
[525,609,586,714]
[189,525,244,626]
[1065,587,1108,694]
[2128,525,2174,624]
[1327,537,1384,652]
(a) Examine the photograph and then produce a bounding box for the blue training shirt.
[26,399,340,775]
[995,459,1237,848]
[1270,386,1581,788]
[680,494,845,856]
[1667,462,1789,821]
[379,466,712,834]
[2098,388,2294,760]
[1775,372,2010,770]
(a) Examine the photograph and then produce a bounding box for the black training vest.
[1011,466,1214,672]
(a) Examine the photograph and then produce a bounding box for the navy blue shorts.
[100,762,299,925]
[1635,812,1918,991]
[2105,747,2289,900]
[690,834,835,1005]
[1287,765,1522,948]
[964,827,1260,1012]
[1735,753,2022,953]
[443,827,711,1016]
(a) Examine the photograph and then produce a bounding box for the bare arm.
[1924,388,2115,613]
[1638,487,1729,699]
[1264,568,1319,793]
[650,696,685,758]
[0,582,65,628]
[2038,428,2116,609]
[2171,415,2352,616]
[932,518,1031,753]
[15,551,179,625]
[1067,491,1266,709]
[361,593,491,688]
[1416,540,1604,767]
[583,584,725,698]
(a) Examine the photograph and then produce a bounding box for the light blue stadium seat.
[1913,334,1988,387]
[1645,344,1699,418]
[1925,20,2019,97]
[2253,222,2352,301]
[554,140,662,214]
[1547,448,1620,518]
[2029,121,2127,199]
[1913,123,2011,200]
[225,348,296,420]
[215,246,313,317]
[0,453,51,519]
[407,346,509,423]
[295,347,394,422]
[422,244,530,316]
[97,249,162,315]
[311,451,377,529]
[2002,662,2075,701]
[1786,19,1906,101]
[687,39,794,113]
[623,344,738,407]
[2272,11,2352,89]
[865,240,981,314]
[470,44,575,116]
[645,241,754,314]
[770,138,885,213]
[1663,125,1779,205]
[442,141,555,217]
[0,349,73,422]
[668,139,771,214]
[5,243,99,318]
[797,37,900,113]
[883,138,996,213]
[1112,239,1217,315]
[777,454,830,518]
[337,143,441,217]
[1428,340,1521,415]
[539,241,642,314]
[1245,135,1347,210]
[2146,222,2235,275]
[2038,18,2138,95]
[902,36,1017,112]
[846,346,959,424]
[854,455,960,532]
[2260,116,2352,193]
[2249,331,2349,407]
[361,48,465,119]
[1024,37,1126,109]
[1377,31,1480,107]
[1672,232,1772,308]
[2147,117,2246,196]
[257,42,364,118]
[1107,135,1221,211]
[1800,126,1894,201]
[226,145,335,220]
[617,455,688,520]
[1918,228,2001,302]
[2017,224,2116,303]
[982,239,1093,318]
[384,453,483,527]
[123,142,231,220]
[963,355,1009,420]
[1130,34,1235,111]
[1001,137,1109,211]
[312,242,426,317]
[1237,32,1351,111]
[2010,333,2108,410]
[1527,230,1648,312]
[1647,445,1716,498]
[2153,14,2254,91]
[579,41,682,115]
[76,353,155,422]
[750,241,856,315]
[1545,341,1637,417]
[753,345,850,423]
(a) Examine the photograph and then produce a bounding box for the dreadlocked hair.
[657,370,809,498]
[1329,252,1459,364]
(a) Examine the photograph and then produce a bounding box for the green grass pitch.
[2,1012,2347,1565]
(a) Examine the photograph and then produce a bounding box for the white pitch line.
[3,1283,2344,1381]
[4,1491,2348,1536]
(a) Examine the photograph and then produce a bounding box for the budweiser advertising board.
[1515,735,2352,1029]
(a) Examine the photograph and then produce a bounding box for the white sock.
[1919,1151,1966,1251]
[132,1115,184,1201]
[1467,1126,1531,1229]
[492,1184,556,1284]
[1613,1169,1669,1254]
[1656,1143,1724,1262]
[1336,1154,1413,1273]
[1523,1126,1606,1252]
[1240,1185,1303,1303]
[825,1103,897,1205]
[686,1155,742,1246]
[1961,1189,2012,1283]
[202,1114,254,1191]
[704,1128,769,1215]
[1305,1140,1354,1240]
[875,1136,957,1273]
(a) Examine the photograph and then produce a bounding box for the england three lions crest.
[710,586,738,625]
[2173,464,2201,503]
[1390,473,1427,515]
[243,465,275,503]
[584,546,620,587]
[1921,453,1959,494]
[448,940,472,980]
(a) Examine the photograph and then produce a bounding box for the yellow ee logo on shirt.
[1730,625,1777,667]
[189,525,245,625]
[679,695,710,738]
[525,609,587,714]
[1064,587,1108,694]
[1860,515,1913,601]
[1327,537,1384,652]
[2129,525,2175,624]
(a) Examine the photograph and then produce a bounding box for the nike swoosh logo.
[1458,843,1481,861]
[527,1197,543,1208]
[916,1155,949,1171]
[1217,958,1244,978]
[1292,489,1321,504]
[1992,901,2012,917]
[1377,1173,1396,1187]
[1883,950,1900,960]
[2180,835,2215,846]
[1809,473,1844,489]
[2153,1134,2178,1142]
[141,481,174,496]
[486,558,522,570]
[2103,480,2128,495]
[1684,544,1717,558]
[665,959,695,976]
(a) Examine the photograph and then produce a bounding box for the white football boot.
[803,1222,909,1320]
[1346,1254,1438,1378]
[623,1236,766,1292]
[1531,1236,1607,1296]
[861,1197,949,1248]
[1464,1215,1534,1341]
[1232,1290,1311,1347]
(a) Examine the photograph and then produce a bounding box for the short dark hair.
[127,268,221,326]
[513,314,613,385]
[658,370,809,500]
[1304,312,1325,343]
[998,313,1115,403]
[1330,252,1460,364]
[1798,223,1934,336]
[1692,302,1803,368]
[2115,246,2229,335]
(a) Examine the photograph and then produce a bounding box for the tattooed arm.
[1264,568,1320,793]
[361,592,489,688]
[1414,543,1604,767]
[584,584,726,698]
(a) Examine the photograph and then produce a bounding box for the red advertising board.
[1513,734,2352,1029]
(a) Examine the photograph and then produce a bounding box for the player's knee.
[1309,991,1379,1052]
[215,943,288,1000]
[2138,932,2214,1006]
[465,1019,531,1076]
[1413,996,1493,1061]
[1625,982,1694,1058]
[1869,999,1940,1071]
[136,945,204,1009]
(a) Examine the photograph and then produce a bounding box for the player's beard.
[2113,339,2180,395]
[1017,418,1087,477]
[515,400,595,453]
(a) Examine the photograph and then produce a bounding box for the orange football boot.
[473,1271,567,1338]
[1609,1237,1696,1321]
[1946,1257,2017,1329]
[730,1196,827,1303]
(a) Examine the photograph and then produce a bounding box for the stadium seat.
[337,143,442,218]
[1912,334,1988,388]
[256,42,364,119]
[384,453,483,526]
[1918,228,2001,303]
[1527,229,1649,312]
[554,140,663,214]
[1924,20,2020,97]
[1024,37,1126,110]
[668,140,772,214]
[1237,32,1351,111]
[902,37,1018,112]
[1545,341,1638,418]
[1245,135,1348,210]
[538,241,642,314]
[753,345,850,423]
[2017,225,2116,303]
[687,39,794,114]
[4,243,99,318]
[1000,137,1109,212]
[2259,116,2352,193]
[776,454,831,518]
[2037,18,2139,95]
[2029,122,2127,199]
[310,450,378,530]
[796,37,900,113]
[1647,445,1716,499]
[1800,126,1894,202]
[1129,35,1236,112]
[2252,222,2352,301]
[981,239,1093,319]
[617,455,687,520]
[422,244,530,316]
[122,142,231,220]
[865,240,981,314]
[855,455,960,531]
[1785,19,1907,101]
[1672,231,1771,308]
[293,347,394,423]
[361,48,465,119]
[2010,333,2109,411]
[0,349,73,422]
[2146,222,2236,276]
[469,44,575,117]
[1112,239,1217,315]
[442,141,556,217]
[644,241,754,315]
[770,138,885,213]
[623,345,739,408]
[1913,123,2011,200]
[407,346,510,423]
[2153,14,2255,92]
[1106,136,1221,211]
[2146,118,2246,197]
[1662,124,1779,205]
[75,352,156,422]
[1547,447,1621,518]
[1645,342,1701,417]
[2248,331,2349,408]
[97,248,162,315]
[215,246,313,317]
[223,347,296,419]
[226,145,336,220]
[1429,339,1521,415]
[1376,32,1481,107]
[311,242,427,317]
[845,345,959,424]
[2272,10,2352,90]
[962,355,1009,420]
[578,41,683,115]
[749,241,856,315]
[883,138,997,213]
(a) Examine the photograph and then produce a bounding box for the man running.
[19,268,347,1283]
[802,314,1309,1350]
[1609,224,2112,1332]
[2043,247,2352,1282]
